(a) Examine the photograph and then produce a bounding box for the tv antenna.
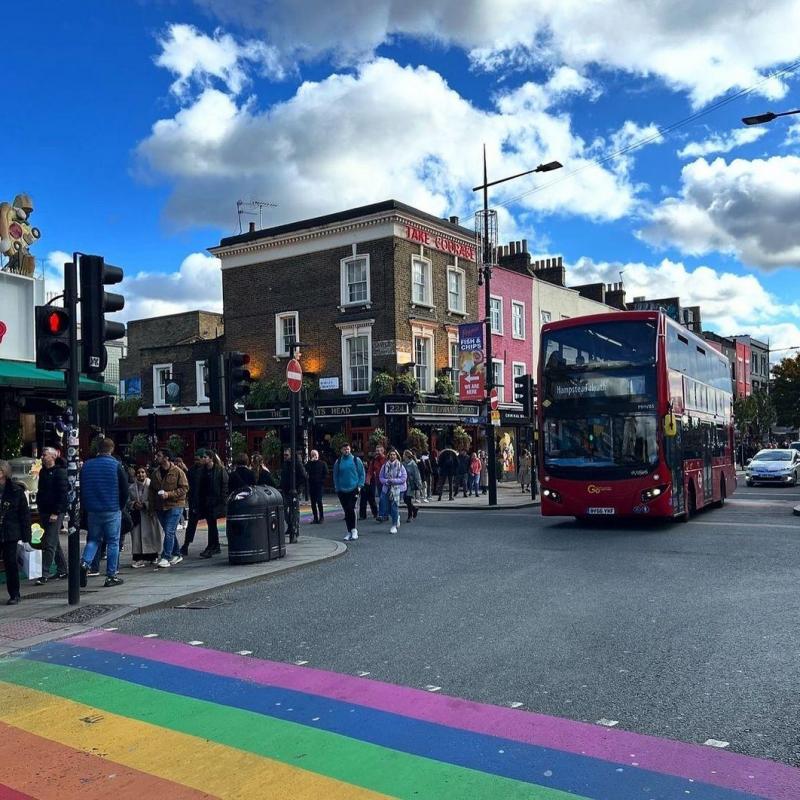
[237,199,277,233]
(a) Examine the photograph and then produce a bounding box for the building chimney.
[248,222,256,233]
[529,254,565,287]
[522,239,528,253]
[449,215,460,225]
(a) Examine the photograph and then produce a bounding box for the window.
[449,337,460,385]
[540,310,552,325]
[275,311,299,357]
[411,256,433,306]
[153,364,172,406]
[196,360,209,404]
[414,335,434,392]
[340,255,370,306]
[489,296,503,334]
[339,320,374,395]
[512,301,525,339]
[447,267,465,314]
[491,359,504,403]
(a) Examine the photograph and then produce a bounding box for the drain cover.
[174,598,231,610]
[47,604,116,624]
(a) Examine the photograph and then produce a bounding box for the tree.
[733,391,776,443]
[260,430,282,461]
[772,354,800,428]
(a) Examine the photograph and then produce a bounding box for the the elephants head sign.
[0,193,40,275]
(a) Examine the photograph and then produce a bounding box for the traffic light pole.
[65,258,81,606]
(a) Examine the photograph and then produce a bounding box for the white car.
[745,449,800,487]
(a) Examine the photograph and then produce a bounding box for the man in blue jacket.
[79,438,128,587]
[332,443,364,542]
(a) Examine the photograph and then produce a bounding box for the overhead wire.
[491,57,800,210]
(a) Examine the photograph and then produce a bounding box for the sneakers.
[343,532,351,541]
[155,558,171,568]
[131,560,148,569]
[389,526,398,534]
[6,595,20,605]
[34,576,48,585]
[351,529,358,540]
[169,555,183,566]
[87,569,100,577]
[55,572,68,580]
[104,576,124,587]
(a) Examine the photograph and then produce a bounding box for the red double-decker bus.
[537,311,736,520]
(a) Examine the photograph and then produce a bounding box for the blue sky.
[6,1,800,352]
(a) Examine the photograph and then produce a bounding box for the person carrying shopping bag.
[379,449,407,534]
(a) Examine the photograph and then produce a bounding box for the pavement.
[417,481,539,510]
[0,501,347,656]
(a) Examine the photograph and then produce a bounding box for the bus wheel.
[713,478,726,508]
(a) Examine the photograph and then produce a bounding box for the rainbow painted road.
[0,631,797,799]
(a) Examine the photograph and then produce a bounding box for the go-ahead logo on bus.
[587,484,612,494]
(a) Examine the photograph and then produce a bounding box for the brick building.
[115,310,224,458]
[210,200,482,458]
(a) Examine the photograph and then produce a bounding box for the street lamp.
[742,108,800,125]
[472,147,562,506]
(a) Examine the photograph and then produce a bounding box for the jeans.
[469,474,480,495]
[41,513,68,576]
[337,490,358,532]
[378,489,388,520]
[386,494,400,527]
[156,508,184,560]
[82,510,121,578]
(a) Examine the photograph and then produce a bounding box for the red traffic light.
[46,309,69,334]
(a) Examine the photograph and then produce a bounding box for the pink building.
[478,260,534,479]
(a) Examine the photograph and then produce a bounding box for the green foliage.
[247,379,282,408]
[231,430,248,457]
[395,371,420,399]
[772,354,800,428]
[406,427,428,453]
[260,430,282,459]
[435,374,456,403]
[368,427,387,451]
[330,432,350,453]
[734,391,777,440]
[115,396,142,419]
[369,372,395,401]
[167,434,187,456]
[1,425,23,459]
[451,425,472,452]
[129,433,150,456]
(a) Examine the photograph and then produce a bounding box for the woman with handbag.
[0,459,32,605]
[379,449,407,535]
[128,466,162,567]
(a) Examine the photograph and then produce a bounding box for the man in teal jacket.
[333,443,365,541]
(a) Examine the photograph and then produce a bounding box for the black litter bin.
[226,486,284,564]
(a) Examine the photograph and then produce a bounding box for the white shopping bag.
[16,542,42,580]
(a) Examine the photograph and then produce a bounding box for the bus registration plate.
[587,507,615,515]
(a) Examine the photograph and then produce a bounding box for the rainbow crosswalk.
[0,631,797,799]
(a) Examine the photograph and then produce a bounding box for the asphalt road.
[116,482,800,767]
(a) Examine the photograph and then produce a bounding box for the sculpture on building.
[0,194,40,275]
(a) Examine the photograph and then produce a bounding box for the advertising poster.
[458,322,485,401]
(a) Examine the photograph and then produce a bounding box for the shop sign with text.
[458,322,485,401]
[402,224,476,261]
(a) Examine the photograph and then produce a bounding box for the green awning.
[0,359,115,398]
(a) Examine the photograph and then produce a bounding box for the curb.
[422,501,540,511]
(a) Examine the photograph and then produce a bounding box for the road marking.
[509,702,524,709]
[103,627,119,631]
[236,650,253,656]
[143,634,159,638]
[356,671,371,677]
[704,739,730,748]
[188,641,204,646]
[691,520,800,530]
[294,660,309,665]
[597,718,619,727]
[424,685,442,692]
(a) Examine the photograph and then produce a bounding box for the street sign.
[489,388,499,411]
[287,358,303,393]
[491,409,500,426]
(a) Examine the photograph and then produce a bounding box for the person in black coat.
[456,449,470,498]
[280,448,308,534]
[227,452,256,492]
[436,448,459,501]
[305,449,328,524]
[182,449,228,558]
[0,460,32,604]
[34,448,69,584]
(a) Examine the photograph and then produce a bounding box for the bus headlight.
[641,485,669,502]
[542,488,562,503]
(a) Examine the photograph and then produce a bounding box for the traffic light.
[207,354,225,415]
[514,373,533,418]
[35,306,71,370]
[226,352,251,409]
[79,254,125,376]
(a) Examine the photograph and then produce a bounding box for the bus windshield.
[541,320,659,478]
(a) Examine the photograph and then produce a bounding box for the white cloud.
[677,127,767,159]
[568,256,800,355]
[138,57,643,230]
[156,23,284,98]
[121,252,222,321]
[194,0,800,106]
[640,155,800,268]
[784,121,800,146]
[44,250,71,286]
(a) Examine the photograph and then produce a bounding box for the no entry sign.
[489,388,499,411]
[287,358,303,393]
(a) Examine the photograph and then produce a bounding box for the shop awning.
[0,359,115,398]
